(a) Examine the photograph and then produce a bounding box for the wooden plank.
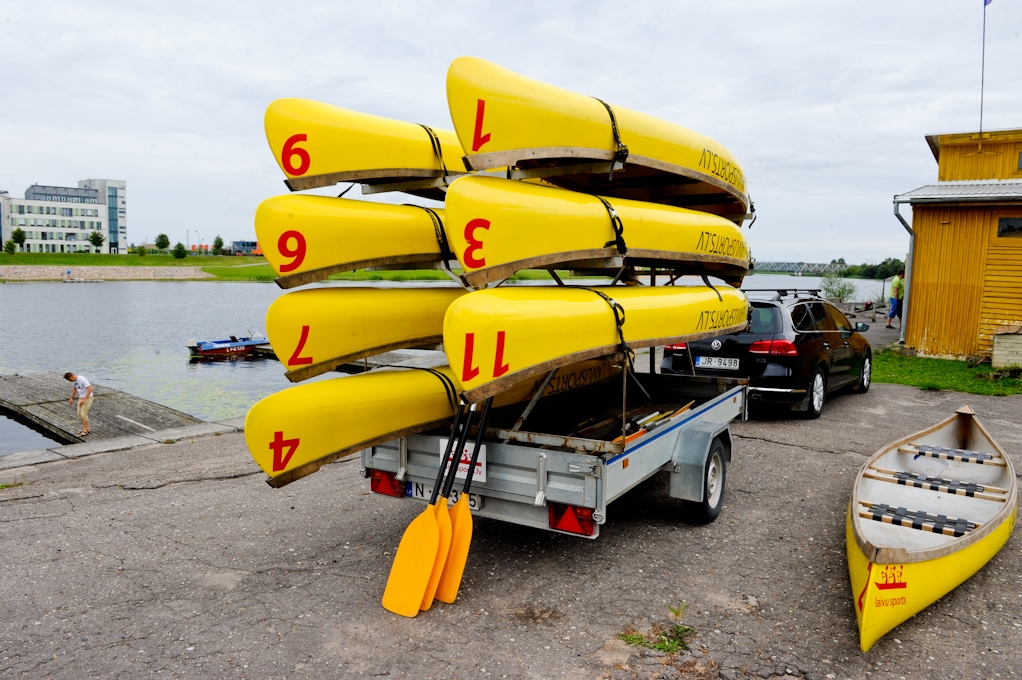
[0,372,202,444]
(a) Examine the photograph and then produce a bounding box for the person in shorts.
[886,269,905,329]
[65,372,93,436]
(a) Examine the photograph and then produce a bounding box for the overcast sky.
[1,1,1019,263]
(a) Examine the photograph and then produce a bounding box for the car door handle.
[822,342,830,348]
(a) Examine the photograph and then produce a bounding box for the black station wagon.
[661,290,872,418]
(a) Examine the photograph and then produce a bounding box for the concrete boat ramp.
[0,372,244,470]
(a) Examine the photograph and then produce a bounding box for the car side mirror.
[855,322,869,332]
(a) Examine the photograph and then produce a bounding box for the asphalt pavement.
[2,384,1020,679]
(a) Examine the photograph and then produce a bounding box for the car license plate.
[407,483,483,511]
[695,356,739,370]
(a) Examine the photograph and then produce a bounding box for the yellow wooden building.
[894,127,1022,359]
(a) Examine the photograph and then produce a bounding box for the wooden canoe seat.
[857,501,980,537]
[899,444,1006,467]
[865,466,1009,502]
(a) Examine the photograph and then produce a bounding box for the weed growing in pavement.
[0,482,26,490]
[619,605,695,654]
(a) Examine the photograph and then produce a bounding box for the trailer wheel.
[684,437,727,524]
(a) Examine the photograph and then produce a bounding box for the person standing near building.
[886,268,906,329]
[65,372,93,436]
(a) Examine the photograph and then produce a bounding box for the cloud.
[1,0,1018,262]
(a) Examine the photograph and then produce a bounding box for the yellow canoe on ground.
[245,359,620,487]
[443,285,748,402]
[255,195,454,289]
[266,287,466,382]
[446,57,749,222]
[445,175,749,288]
[265,98,467,198]
[848,406,1017,652]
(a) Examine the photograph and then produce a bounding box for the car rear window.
[789,303,815,332]
[749,305,782,334]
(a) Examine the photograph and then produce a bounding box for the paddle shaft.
[461,398,494,496]
[437,403,477,502]
[428,402,468,506]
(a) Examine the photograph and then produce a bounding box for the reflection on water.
[0,281,302,422]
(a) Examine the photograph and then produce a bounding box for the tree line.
[828,257,905,280]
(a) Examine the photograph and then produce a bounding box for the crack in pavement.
[94,470,263,491]
[733,433,866,457]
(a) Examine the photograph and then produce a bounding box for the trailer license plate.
[407,483,483,511]
[695,356,739,370]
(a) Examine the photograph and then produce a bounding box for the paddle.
[435,397,494,604]
[382,401,469,617]
[420,403,478,611]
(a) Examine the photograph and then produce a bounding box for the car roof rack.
[741,288,824,302]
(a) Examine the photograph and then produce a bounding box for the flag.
[984,0,993,6]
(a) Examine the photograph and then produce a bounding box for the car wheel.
[683,438,727,524]
[851,351,872,394]
[802,368,826,419]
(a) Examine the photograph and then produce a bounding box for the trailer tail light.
[664,343,687,351]
[370,469,404,497]
[748,339,798,356]
[548,502,596,536]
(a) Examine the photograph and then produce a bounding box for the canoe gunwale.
[461,147,749,212]
[284,167,466,192]
[283,335,445,383]
[460,249,751,289]
[460,323,747,403]
[850,410,1018,564]
[273,253,443,289]
[266,415,455,488]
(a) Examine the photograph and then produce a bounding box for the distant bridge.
[753,262,845,274]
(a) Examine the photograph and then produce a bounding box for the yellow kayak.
[265,98,467,198]
[446,57,749,221]
[445,175,749,288]
[848,406,1017,651]
[266,287,466,382]
[444,285,748,402]
[245,359,620,487]
[256,195,453,288]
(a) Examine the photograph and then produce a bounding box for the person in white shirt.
[64,372,93,436]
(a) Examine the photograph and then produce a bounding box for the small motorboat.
[187,334,270,359]
[848,406,1017,651]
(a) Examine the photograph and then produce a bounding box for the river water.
[0,274,890,455]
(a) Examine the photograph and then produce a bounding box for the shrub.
[137,245,147,257]
[3,239,15,255]
[172,242,187,259]
[821,274,857,302]
[88,231,106,248]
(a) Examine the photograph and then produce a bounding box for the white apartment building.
[1,180,126,254]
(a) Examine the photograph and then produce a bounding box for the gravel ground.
[1,383,1020,679]
[0,266,214,281]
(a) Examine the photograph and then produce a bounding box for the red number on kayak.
[278,230,306,273]
[493,330,509,378]
[471,99,491,152]
[288,325,313,367]
[463,218,490,268]
[281,134,311,176]
[270,431,300,472]
[462,332,480,381]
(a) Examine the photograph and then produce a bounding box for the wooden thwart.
[857,500,981,537]
[864,467,1008,503]
[898,444,1006,467]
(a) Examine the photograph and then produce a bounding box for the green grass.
[873,351,1022,396]
[618,624,695,654]
[1,252,266,267]
[0,482,26,490]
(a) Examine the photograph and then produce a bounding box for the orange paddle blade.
[434,495,474,604]
[420,498,453,611]
[382,504,440,617]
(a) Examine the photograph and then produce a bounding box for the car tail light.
[370,469,405,497]
[748,339,798,356]
[548,502,596,536]
[664,343,687,351]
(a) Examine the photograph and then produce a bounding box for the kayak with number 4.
[446,57,749,222]
[255,195,455,289]
[444,285,748,402]
[265,98,467,199]
[444,175,750,288]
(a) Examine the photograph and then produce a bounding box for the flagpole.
[979,0,987,150]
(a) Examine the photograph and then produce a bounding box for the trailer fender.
[667,422,731,502]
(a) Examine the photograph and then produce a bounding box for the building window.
[998,217,1022,238]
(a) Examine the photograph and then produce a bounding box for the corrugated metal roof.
[895,180,1022,204]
